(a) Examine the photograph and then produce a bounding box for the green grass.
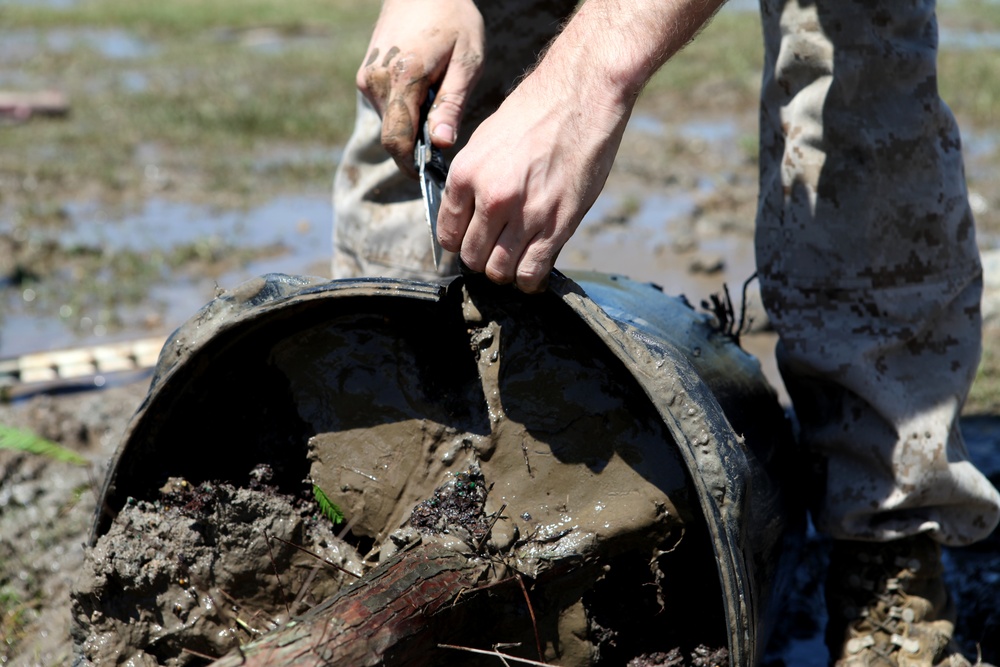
[0,586,30,656]
[0,0,377,36]
[0,424,87,465]
[0,0,375,214]
[967,332,1000,415]
[645,11,763,107]
[940,49,1000,127]
[4,0,999,213]
[939,0,1000,31]
[642,3,1000,129]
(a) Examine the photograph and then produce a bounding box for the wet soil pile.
[73,466,361,666]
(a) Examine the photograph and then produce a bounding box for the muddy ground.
[3,4,1000,665]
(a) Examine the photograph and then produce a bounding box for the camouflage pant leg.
[756,0,1000,544]
[332,0,578,280]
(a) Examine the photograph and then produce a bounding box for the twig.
[738,271,758,339]
[438,644,559,666]
[475,502,508,553]
[263,531,292,617]
[336,511,361,542]
[267,533,363,578]
[516,574,544,662]
[181,646,220,661]
[235,617,265,636]
[292,561,323,613]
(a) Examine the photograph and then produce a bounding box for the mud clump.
[71,465,363,666]
[627,646,729,667]
[409,465,490,546]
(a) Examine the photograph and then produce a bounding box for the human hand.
[356,0,485,177]
[437,71,631,293]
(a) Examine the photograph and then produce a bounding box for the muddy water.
[0,195,333,359]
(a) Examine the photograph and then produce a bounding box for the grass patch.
[939,0,1000,31]
[940,49,1000,127]
[0,585,30,656]
[0,424,87,465]
[644,10,763,109]
[0,0,377,37]
[0,0,373,213]
[641,4,1000,129]
[967,329,1000,415]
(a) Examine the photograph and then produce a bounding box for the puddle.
[941,27,1000,50]
[962,127,999,160]
[629,114,668,137]
[118,69,149,92]
[211,26,331,54]
[0,28,153,63]
[0,195,332,359]
[629,114,740,147]
[957,416,1000,478]
[569,191,758,304]
[721,0,758,13]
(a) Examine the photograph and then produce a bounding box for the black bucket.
[85,270,803,666]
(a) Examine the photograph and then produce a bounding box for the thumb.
[428,53,482,149]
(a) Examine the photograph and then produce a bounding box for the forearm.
[534,0,726,112]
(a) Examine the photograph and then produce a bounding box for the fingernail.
[432,123,456,143]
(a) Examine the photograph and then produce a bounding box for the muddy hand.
[357,0,485,178]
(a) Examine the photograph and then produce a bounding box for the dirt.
[72,469,361,666]
[0,384,146,665]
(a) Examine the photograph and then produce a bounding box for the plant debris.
[409,464,490,544]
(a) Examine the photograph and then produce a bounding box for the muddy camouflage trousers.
[332,0,1000,545]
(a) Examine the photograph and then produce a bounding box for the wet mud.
[73,468,362,666]
[67,279,732,666]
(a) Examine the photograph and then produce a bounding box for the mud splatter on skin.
[380,45,400,68]
[381,95,417,171]
[360,42,435,174]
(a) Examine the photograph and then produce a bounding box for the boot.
[825,535,988,667]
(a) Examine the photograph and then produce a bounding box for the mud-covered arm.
[355,0,485,177]
[437,0,726,292]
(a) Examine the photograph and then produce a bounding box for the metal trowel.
[414,93,448,269]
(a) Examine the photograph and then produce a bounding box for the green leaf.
[0,424,88,466]
[312,484,345,526]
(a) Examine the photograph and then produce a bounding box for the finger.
[358,45,398,114]
[437,171,475,253]
[514,236,560,294]
[428,91,466,147]
[484,224,528,285]
[376,51,432,177]
[428,49,483,148]
[381,95,421,177]
[460,207,507,274]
